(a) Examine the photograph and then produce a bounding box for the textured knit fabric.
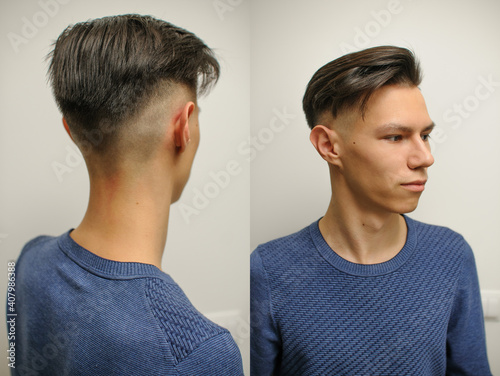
[11,231,243,375]
[250,215,491,376]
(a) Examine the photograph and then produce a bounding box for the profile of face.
[336,84,434,214]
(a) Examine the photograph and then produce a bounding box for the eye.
[385,135,403,142]
[421,133,431,141]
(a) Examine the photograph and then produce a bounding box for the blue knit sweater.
[250,216,491,375]
[11,231,244,375]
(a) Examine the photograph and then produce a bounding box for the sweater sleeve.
[446,240,491,375]
[176,331,244,376]
[250,249,281,376]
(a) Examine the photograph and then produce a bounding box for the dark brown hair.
[302,46,422,129]
[47,14,220,152]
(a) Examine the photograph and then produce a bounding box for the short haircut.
[302,46,422,129]
[47,14,220,153]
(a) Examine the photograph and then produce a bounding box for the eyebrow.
[377,122,435,133]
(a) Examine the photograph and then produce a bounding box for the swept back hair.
[47,14,220,153]
[302,46,422,129]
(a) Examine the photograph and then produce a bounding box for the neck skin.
[70,158,174,270]
[66,86,197,270]
[319,173,407,265]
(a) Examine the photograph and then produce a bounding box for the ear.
[62,118,74,142]
[309,125,343,167]
[174,101,195,152]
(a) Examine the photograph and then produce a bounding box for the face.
[336,85,434,214]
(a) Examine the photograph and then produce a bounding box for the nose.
[408,137,434,170]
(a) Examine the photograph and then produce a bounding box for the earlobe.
[310,125,342,166]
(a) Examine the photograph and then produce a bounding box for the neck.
[319,184,407,265]
[70,168,173,269]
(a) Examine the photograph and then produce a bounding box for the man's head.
[305,46,434,214]
[48,14,219,198]
[303,46,421,129]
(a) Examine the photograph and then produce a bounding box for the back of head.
[303,46,421,129]
[48,14,220,159]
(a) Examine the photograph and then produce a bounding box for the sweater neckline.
[310,215,417,276]
[57,230,174,282]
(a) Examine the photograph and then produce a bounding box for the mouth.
[401,180,427,192]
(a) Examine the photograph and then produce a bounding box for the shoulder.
[17,233,63,266]
[144,277,242,373]
[251,221,317,266]
[21,234,57,253]
[408,216,464,241]
[407,216,473,263]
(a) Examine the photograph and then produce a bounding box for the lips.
[401,180,427,192]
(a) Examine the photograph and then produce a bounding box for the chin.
[395,201,420,214]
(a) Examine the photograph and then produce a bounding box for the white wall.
[250,0,500,373]
[0,0,250,374]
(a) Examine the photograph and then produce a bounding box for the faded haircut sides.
[302,46,421,129]
[47,14,220,154]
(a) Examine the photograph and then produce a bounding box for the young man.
[12,15,243,375]
[251,46,491,375]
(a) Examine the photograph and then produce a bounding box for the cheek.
[346,147,383,174]
[346,147,400,187]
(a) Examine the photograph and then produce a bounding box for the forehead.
[358,85,432,130]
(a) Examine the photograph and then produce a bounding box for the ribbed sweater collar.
[310,215,418,276]
[57,230,174,282]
